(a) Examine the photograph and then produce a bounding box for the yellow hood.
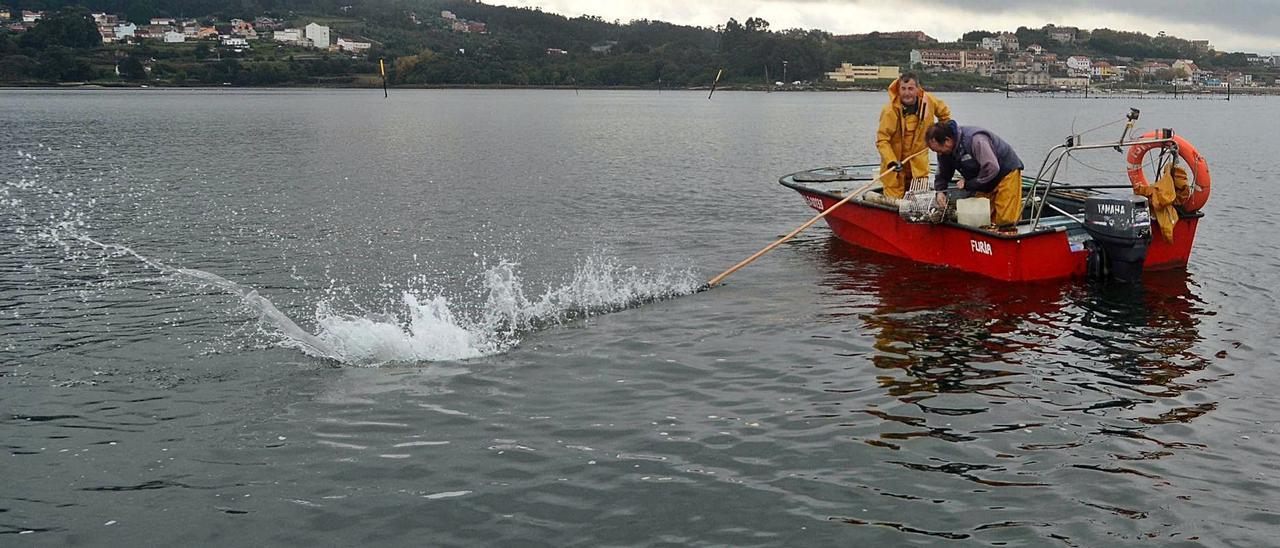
[886,77,920,108]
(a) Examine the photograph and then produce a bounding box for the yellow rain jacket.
[1134,163,1192,242]
[876,79,951,198]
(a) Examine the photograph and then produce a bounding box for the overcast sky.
[489,0,1279,53]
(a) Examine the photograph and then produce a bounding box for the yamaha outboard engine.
[1083,195,1152,283]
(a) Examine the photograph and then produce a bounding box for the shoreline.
[2,81,1276,95]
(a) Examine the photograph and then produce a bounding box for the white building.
[336,38,371,52]
[998,33,1019,51]
[980,37,1001,51]
[441,10,456,20]
[1171,59,1200,77]
[163,30,185,43]
[115,22,136,40]
[304,22,330,49]
[1066,55,1091,76]
[274,28,305,45]
[21,10,42,23]
[222,36,248,47]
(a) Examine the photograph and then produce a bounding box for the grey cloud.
[793,0,1280,38]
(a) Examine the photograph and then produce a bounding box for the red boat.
[781,120,1208,283]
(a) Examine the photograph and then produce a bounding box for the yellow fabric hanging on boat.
[1134,164,1189,243]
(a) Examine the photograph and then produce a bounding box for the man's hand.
[887,161,901,173]
[957,179,966,190]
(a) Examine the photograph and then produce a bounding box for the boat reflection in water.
[815,236,1211,413]
[808,237,1220,540]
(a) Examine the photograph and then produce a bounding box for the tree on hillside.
[117,55,147,80]
[1209,52,1250,68]
[35,46,96,81]
[0,52,38,81]
[1014,26,1050,49]
[1,32,18,55]
[744,17,769,33]
[962,30,995,42]
[19,6,100,50]
[125,0,160,24]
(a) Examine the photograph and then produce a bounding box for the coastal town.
[0,3,1276,91]
[826,29,1272,90]
[3,8,376,54]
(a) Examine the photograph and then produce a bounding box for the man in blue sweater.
[925,120,1025,227]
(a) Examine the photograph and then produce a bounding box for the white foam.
[42,224,699,366]
[313,293,491,363]
[305,257,699,365]
[9,145,698,366]
[422,490,471,500]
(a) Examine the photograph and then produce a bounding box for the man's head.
[925,121,957,154]
[897,73,920,106]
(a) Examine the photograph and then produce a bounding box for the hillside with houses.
[0,1,1275,90]
[908,27,1273,90]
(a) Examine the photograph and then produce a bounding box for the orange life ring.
[1125,131,1211,212]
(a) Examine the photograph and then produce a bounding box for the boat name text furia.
[970,239,993,256]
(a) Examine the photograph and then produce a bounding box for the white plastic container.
[956,197,991,227]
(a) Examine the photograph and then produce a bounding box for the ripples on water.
[1,146,700,367]
[3,90,1278,545]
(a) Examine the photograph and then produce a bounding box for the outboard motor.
[1083,195,1152,283]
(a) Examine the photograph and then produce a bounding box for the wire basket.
[898,178,946,223]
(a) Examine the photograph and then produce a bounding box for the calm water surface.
[2,89,1278,546]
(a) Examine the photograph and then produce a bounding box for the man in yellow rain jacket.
[876,73,951,199]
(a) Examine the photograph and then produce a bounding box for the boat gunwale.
[778,165,1203,242]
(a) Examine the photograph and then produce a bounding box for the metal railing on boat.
[1022,135,1178,230]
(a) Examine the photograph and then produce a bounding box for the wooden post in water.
[708,69,724,99]
[379,58,388,98]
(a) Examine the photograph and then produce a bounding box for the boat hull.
[793,188,1198,282]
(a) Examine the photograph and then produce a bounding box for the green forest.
[0,0,1267,87]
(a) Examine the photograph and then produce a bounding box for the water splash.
[309,256,700,364]
[47,223,699,365]
[7,149,701,365]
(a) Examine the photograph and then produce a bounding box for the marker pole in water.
[708,69,724,100]
[380,58,388,98]
[703,149,929,289]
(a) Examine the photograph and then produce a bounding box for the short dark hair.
[926,121,955,145]
[899,72,919,85]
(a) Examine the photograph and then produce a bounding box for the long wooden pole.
[708,68,724,100]
[379,58,388,98]
[704,149,927,289]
